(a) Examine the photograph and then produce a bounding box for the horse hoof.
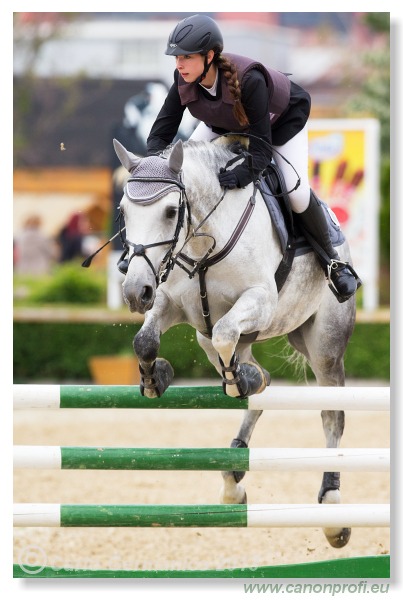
[140,358,174,398]
[238,491,247,504]
[222,359,269,398]
[238,362,268,397]
[324,527,351,548]
[219,479,247,504]
[219,488,247,505]
[262,367,271,386]
[320,486,351,548]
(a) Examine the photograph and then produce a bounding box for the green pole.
[61,385,248,409]
[61,447,250,471]
[60,504,248,527]
[13,555,390,579]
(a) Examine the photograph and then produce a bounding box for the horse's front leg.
[212,286,275,398]
[133,291,182,398]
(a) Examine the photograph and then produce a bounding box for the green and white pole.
[13,446,390,472]
[13,385,390,411]
[13,503,390,528]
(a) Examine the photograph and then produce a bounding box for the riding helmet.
[165,14,223,56]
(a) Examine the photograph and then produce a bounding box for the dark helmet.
[165,14,223,56]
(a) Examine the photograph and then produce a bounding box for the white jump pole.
[13,503,390,528]
[13,446,390,473]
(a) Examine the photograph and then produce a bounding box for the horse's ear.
[168,140,183,174]
[113,138,142,173]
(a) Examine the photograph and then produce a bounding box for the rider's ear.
[206,49,215,64]
[168,140,183,174]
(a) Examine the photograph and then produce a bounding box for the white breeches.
[272,124,310,213]
[189,122,221,142]
[189,122,311,213]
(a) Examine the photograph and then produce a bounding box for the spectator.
[14,215,58,275]
[58,212,90,262]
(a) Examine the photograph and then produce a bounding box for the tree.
[346,13,390,302]
[13,13,82,167]
[346,12,390,154]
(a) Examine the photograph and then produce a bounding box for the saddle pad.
[259,176,345,257]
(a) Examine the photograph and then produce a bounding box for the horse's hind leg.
[288,297,355,548]
[317,410,351,547]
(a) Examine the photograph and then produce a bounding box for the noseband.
[118,176,188,286]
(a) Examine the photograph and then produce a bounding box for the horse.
[113,136,356,548]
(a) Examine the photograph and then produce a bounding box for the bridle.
[117,175,189,285]
[117,149,260,338]
[115,140,300,338]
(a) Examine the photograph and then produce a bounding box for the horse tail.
[284,346,309,383]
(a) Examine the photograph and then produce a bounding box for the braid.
[215,54,249,127]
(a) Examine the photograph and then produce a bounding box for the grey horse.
[114,137,356,548]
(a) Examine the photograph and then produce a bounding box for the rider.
[146,14,360,302]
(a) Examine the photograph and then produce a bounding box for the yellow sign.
[308,119,380,311]
[309,129,364,227]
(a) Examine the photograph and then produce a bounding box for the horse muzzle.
[122,278,156,314]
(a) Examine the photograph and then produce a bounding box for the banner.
[308,119,381,311]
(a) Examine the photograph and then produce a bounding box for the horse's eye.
[165,207,177,219]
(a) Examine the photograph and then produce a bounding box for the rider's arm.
[228,69,274,187]
[146,71,186,155]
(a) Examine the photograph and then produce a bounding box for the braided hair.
[214,51,249,127]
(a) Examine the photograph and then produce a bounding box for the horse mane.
[163,138,235,166]
[163,138,246,210]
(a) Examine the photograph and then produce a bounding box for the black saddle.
[258,163,345,292]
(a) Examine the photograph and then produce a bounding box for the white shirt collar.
[199,69,219,96]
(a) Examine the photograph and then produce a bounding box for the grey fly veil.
[81,140,185,269]
[125,156,182,204]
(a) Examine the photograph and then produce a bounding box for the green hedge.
[14,321,389,383]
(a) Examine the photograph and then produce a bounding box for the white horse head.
[113,139,186,313]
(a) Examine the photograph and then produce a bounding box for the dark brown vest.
[177,52,291,130]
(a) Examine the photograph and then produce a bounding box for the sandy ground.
[13,381,389,574]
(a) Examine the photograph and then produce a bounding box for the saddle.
[259,163,345,292]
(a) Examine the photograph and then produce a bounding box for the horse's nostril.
[141,286,154,305]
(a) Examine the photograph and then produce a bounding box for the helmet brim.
[165,45,204,56]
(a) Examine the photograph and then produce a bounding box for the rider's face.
[175,54,205,82]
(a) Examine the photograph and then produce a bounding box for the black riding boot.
[297,191,360,302]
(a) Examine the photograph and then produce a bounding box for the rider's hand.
[218,169,239,189]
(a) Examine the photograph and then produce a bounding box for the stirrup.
[327,259,362,303]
